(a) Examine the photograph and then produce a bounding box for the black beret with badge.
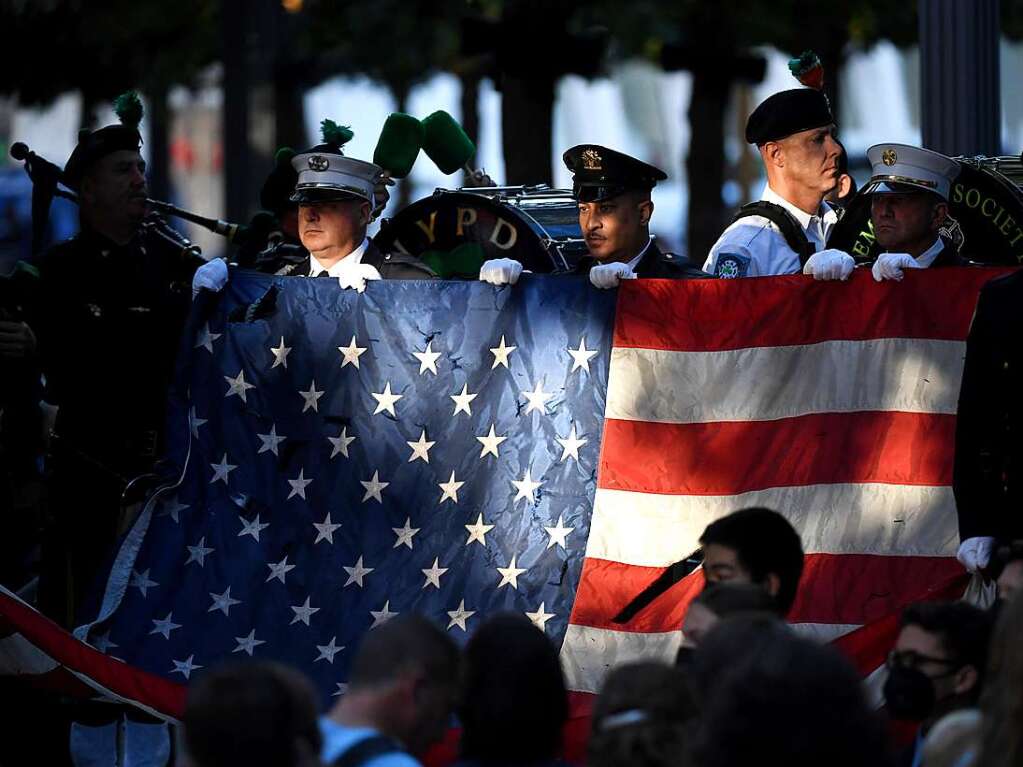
[290,119,383,205]
[744,88,834,145]
[63,91,144,191]
[562,144,667,203]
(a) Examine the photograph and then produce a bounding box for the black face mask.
[883,666,937,721]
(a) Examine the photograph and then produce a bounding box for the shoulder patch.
[714,252,751,279]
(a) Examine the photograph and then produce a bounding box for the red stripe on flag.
[599,411,955,495]
[613,268,1006,352]
[569,554,964,633]
[0,591,186,718]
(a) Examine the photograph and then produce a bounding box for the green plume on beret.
[274,146,296,166]
[113,91,144,128]
[320,119,354,147]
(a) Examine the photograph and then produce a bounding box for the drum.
[373,186,588,278]
[828,154,1023,266]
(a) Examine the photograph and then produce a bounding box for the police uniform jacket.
[264,239,435,280]
[704,186,838,278]
[575,241,710,279]
[953,268,1023,542]
[35,222,201,472]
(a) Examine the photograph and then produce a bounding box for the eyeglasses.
[886,649,959,670]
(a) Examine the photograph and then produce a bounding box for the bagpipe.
[829,152,1023,267]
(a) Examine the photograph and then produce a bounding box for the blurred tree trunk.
[393,83,413,208]
[501,73,554,185]
[272,5,306,152]
[221,0,251,224]
[460,69,481,185]
[685,67,730,263]
[147,84,170,203]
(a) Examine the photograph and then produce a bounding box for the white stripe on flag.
[605,338,965,424]
[560,624,682,694]
[586,484,959,567]
[0,632,60,675]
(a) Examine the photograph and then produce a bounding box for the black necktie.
[316,270,331,278]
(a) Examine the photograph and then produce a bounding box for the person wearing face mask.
[478,144,708,289]
[883,601,992,767]
[704,88,855,281]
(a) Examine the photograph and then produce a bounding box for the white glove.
[956,537,995,573]
[802,249,855,281]
[338,263,382,293]
[192,258,228,297]
[479,258,524,286]
[872,252,923,282]
[589,262,638,289]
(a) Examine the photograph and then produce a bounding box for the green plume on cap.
[320,119,354,148]
[274,146,296,166]
[113,91,144,128]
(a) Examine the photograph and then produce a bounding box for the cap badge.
[581,148,602,171]
[308,155,330,172]
[882,149,897,166]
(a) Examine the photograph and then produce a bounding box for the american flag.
[1,267,1002,727]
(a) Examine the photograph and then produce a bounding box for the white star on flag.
[343,556,374,587]
[489,335,516,369]
[497,555,527,589]
[208,586,242,616]
[413,341,441,375]
[315,637,345,664]
[290,597,320,626]
[287,469,313,500]
[233,629,266,656]
[438,471,465,504]
[392,518,420,549]
[129,569,158,598]
[526,602,555,632]
[91,632,117,654]
[209,453,237,484]
[256,424,286,456]
[269,336,291,368]
[338,336,367,369]
[567,336,599,373]
[476,424,507,458]
[556,425,588,462]
[185,536,214,567]
[327,427,356,459]
[465,513,495,546]
[511,468,542,504]
[266,555,297,584]
[224,370,255,402]
[360,471,388,503]
[544,514,574,550]
[188,407,207,439]
[371,382,403,416]
[406,430,435,463]
[447,599,476,631]
[149,612,181,639]
[450,383,478,416]
[370,600,398,627]
[313,513,341,545]
[195,324,221,353]
[238,515,269,542]
[159,496,188,523]
[333,683,349,698]
[170,655,202,679]
[299,380,325,412]
[422,558,448,589]
[521,380,553,414]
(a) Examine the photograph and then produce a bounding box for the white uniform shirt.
[703,185,839,278]
[626,238,654,272]
[308,238,369,278]
[906,238,944,268]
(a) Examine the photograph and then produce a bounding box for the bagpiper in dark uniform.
[477,143,708,287]
[953,268,1023,573]
[33,93,203,625]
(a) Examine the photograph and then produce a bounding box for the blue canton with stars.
[78,270,616,704]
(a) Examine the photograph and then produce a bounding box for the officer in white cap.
[192,122,432,295]
[862,143,967,281]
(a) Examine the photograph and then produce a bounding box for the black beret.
[745,88,834,145]
[563,144,666,203]
[63,125,142,191]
